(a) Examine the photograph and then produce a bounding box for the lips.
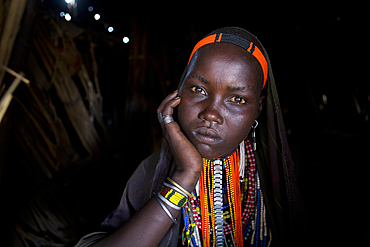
[193,127,222,145]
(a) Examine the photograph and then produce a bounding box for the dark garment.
[100,141,181,247]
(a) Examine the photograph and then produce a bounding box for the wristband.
[166,177,192,198]
[159,185,187,209]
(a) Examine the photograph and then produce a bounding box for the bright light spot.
[60,12,65,17]
[322,94,328,105]
[123,37,129,43]
[94,14,101,20]
[108,27,114,32]
[64,13,72,21]
[88,6,93,12]
[65,0,74,3]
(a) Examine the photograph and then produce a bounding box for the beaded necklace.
[181,138,270,247]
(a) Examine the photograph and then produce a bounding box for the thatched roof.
[0,2,112,245]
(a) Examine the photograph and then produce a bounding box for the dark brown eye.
[191,86,206,95]
[229,96,246,104]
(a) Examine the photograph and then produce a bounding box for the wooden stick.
[0,64,30,84]
[0,72,23,123]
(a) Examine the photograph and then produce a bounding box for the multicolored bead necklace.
[181,138,270,247]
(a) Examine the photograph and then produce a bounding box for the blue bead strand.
[181,208,188,244]
[255,188,260,247]
[243,218,252,237]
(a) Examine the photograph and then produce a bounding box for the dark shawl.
[77,27,306,247]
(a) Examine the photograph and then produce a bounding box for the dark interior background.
[0,1,368,246]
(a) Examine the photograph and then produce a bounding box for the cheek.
[223,109,256,143]
[226,117,251,143]
[177,98,197,130]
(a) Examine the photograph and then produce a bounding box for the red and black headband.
[188,32,268,89]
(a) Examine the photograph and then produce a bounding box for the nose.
[198,98,224,125]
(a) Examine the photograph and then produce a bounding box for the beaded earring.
[239,141,245,178]
[251,120,259,151]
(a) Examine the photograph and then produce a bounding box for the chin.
[194,144,216,160]
[196,144,232,160]
[199,143,242,160]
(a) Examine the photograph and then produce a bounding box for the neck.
[203,146,239,161]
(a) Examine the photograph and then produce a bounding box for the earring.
[251,120,258,151]
[239,140,245,178]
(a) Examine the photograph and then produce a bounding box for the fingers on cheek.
[157,91,178,113]
[162,104,172,116]
[163,98,180,115]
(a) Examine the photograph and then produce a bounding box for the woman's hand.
[90,91,200,247]
[157,90,203,192]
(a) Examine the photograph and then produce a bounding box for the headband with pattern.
[188,33,268,89]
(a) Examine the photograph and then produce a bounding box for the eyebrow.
[227,86,246,91]
[226,85,255,93]
[189,72,210,85]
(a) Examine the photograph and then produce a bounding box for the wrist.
[170,169,201,194]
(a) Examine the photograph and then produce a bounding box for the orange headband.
[188,33,268,89]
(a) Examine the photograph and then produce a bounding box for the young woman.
[76,27,305,247]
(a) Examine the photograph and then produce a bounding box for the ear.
[256,94,265,118]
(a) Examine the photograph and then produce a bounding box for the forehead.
[187,43,263,91]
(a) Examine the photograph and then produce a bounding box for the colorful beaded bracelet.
[158,185,187,209]
[166,177,192,198]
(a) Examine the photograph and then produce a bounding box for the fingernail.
[174,96,180,100]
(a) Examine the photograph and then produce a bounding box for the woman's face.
[178,42,264,159]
